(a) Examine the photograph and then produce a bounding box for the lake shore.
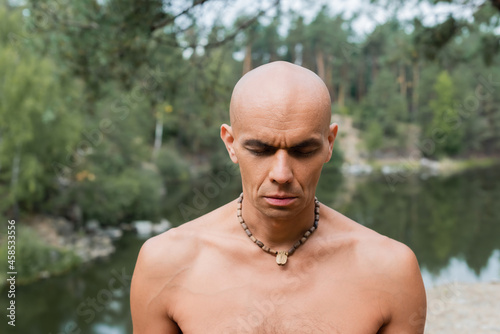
[342,156,500,177]
[0,216,119,287]
[425,281,500,334]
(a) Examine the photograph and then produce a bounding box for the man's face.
[221,66,337,220]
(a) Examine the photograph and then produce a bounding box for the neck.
[240,195,317,249]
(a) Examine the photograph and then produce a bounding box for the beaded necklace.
[236,193,319,266]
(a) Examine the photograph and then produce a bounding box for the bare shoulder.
[130,201,235,333]
[325,205,421,277]
[360,231,426,333]
[133,199,234,278]
[357,223,421,279]
[324,206,426,332]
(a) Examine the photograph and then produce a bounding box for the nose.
[269,150,293,184]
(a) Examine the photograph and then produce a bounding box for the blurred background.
[0,0,499,333]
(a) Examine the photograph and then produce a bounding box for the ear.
[220,124,238,164]
[325,123,338,163]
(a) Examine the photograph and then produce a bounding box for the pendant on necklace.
[276,251,288,266]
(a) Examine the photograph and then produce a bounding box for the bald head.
[221,61,337,219]
[229,61,331,133]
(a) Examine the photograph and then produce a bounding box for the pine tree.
[427,70,464,157]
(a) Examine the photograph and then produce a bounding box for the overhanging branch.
[150,0,210,32]
[491,0,500,10]
[199,0,280,49]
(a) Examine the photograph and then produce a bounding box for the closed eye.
[248,147,276,156]
[289,148,319,157]
[242,139,322,158]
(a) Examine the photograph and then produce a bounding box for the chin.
[259,200,301,216]
[262,209,297,221]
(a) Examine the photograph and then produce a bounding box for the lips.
[264,195,297,206]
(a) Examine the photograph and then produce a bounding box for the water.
[334,165,500,289]
[2,164,499,333]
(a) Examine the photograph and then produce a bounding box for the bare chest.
[171,262,384,334]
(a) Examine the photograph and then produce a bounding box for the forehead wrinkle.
[243,137,323,148]
[235,112,326,150]
[234,100,327,135]
[238,125,324,149]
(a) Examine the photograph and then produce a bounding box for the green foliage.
[481,34,500,65]
[365,121,385,152]
[0,226,81,286]
[427,70,464,157]
[1,0,500,231]
[414,16,460,60]
[0,5,83,213]
[72,167,163,225]
[156,146,191,184]
[355,70,409,155]
[360,70,407,134]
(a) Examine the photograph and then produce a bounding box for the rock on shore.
[28,215,172,263]
[28,216,118,263]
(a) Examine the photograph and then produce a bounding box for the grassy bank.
[0,226,81,289]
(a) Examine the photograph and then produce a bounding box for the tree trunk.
[0,132,2,173]
[357,61,365,102]
[399,63,407,98]
[152,113,163,161]
[338,84,345,108]
[326,54,334,102]
[10,147,21,220]
[294,43,303,65]
[371,55,378,83]
[411,61,420,121]
[338,63,348,108]
[269,45,278,62]
[316,50,335,101]
[242,43,253,75]
[316,49,326,81]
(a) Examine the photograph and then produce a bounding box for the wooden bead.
[236,192,319,266]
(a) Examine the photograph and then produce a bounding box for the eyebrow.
[242,138,322,150]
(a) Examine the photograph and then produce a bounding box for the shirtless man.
[130,61,426,333]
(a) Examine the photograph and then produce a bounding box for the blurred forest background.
[1,0,500,283]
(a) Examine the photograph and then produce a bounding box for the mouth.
[264,195,298,207]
